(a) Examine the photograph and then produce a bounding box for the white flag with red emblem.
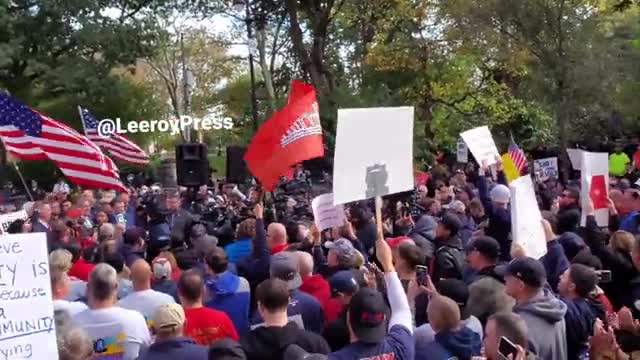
[580,152,609,227]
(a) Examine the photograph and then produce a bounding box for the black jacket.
[583,215,638,309]
[322,309,349,351]
[431,236,465,283]
[240,322,330,360]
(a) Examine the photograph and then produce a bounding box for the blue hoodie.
[225,237,252,263]
[620,211,640,235]
[414,327,482,360]
[138,337,208,360]
[205,271,251,336]
[561,297,602,360]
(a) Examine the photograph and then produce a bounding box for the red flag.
[590,175,608,209]
[245,80,324,190]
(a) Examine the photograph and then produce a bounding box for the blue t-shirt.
[328,325,414,360]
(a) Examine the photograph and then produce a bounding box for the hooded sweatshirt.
[240,322,330,360]
[138,337,208,360]
[409,215,437,260]
[299,274,331,308]
[414,327,482,360]
[205,271,251,336]
[514,289,568,360]
[561,297,602,360]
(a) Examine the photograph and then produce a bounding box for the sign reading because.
[0,232,58,359]
[311,193,346,231]
[510,175,547,259]
[460,126,500,166]
[333,107,414,205]
[0,211,28,234]
[533,157,559,182]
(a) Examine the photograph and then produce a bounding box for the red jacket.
[299,274,330,307]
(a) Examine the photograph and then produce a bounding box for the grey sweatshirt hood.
[514,289,567,324]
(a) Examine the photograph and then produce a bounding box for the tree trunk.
[256,27,277,116]
[284,0,330,97]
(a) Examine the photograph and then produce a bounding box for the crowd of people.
[3,154,640,360]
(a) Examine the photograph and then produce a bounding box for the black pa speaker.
[176,143,209,187]
[226,146,249,184]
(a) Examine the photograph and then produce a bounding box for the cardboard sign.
[567,149,583,170]
[456,138,468,163]
[581,152,609,227]
[333,107,414,205]
[311,193,346,231]
[0,233,58,359]
[460,126,500,166]
[510,175,547,259]
[0,210,28,234]
[533,157,559,182]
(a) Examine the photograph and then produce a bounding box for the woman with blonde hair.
[157,250,182,282]
[609,231,635,253]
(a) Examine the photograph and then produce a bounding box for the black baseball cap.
[439,214,462,237]
[467,236,500,261]
[496,257,547,288]
[348,288,389,343]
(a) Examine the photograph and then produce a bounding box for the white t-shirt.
[74,307,151,360]
[54,299,88,317]
[117,289,175,326]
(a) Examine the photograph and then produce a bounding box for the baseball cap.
[209,338,247,360]
[152,258,172,280]
[444,200,466,214]
[152,303,185,332]
[385,236,413,249]
[329,270,359,297]
[497,257,547,288]
[270,252,302,290]
[348,288,389,343]
[324,238,357,264]
[467,236,500,261]
[283,344,327,360]
[490,184,511,204]
[439,214,462,236]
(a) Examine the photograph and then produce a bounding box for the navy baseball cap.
[497,257,547,288]
[329,270,359,297]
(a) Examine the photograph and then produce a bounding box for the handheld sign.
[0,211,28,234]
[460,126,500,166]
[456,138,468,163]
[510,175,547,259]
[0,233,58,359]
[333,107,414,205]
[311,193,346,231]
[580,152,609,227]
[533,157,559,182]
[567,149,583,171]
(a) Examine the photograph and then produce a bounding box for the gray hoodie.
[513,289,568,360]
[409,215,437,259]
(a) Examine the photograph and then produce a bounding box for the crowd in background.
[2,148,640,360]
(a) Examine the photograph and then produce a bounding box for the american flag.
[80,107,149,165]
[508,140,528,173]
[0,93,126,192]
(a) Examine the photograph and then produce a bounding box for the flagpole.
[77,106,87,135]
[12,162,33,202]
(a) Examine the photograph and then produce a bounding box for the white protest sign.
[533,157,559,182]
[510,175,547,259]
[0,233,58,359]
[460,126,500,166]
[456,138,468,163]
[0,210,28,234]
[567,149,583,170]
[333,107,414,205]
[580,152,609,227]
[311,193,346,231]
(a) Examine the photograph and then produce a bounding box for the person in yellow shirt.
[609,145,631,177]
